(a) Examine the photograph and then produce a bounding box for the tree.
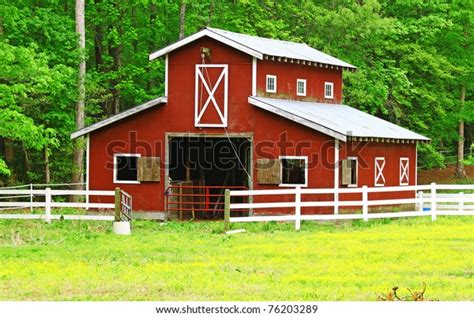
[179,1,186,40]
[72,0,86,192]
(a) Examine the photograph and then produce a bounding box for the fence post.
[430,182,437,221]
[114,187,121,222]
[45,187,51,224]
[417,191,424,212]
[459,192,464,213]
[224,189,230,232]
[295,186,301,230]
[362,185,368,222]
[30,183,33,212]
[85,184,90,211]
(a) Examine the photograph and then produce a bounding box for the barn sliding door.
[195,64,228,127]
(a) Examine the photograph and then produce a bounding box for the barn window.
[114,154,141,184]
[280,156,308,187]
[374,157,386,187]
[400,157,409,185]
[342,157,358,187]
[297,79,306,96]
[266,75,277,93]
[324,82,334,99]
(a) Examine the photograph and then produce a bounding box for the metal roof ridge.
[205,27,308,47]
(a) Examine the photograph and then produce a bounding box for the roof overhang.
[248,96,348,141]
[149,28,263,61]
[70,96,167,139]
[248,96,430,144]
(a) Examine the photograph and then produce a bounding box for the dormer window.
[297,79,306,96]
[266,75,277,93]
[324,82,334,99]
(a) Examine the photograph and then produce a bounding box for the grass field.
[0,217,472,301]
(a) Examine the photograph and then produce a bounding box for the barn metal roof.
[70,96,167,139]
[248,96,430,143]
[149,27,356,70]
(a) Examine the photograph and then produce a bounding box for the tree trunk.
[22,145,31,182]
[456,85,467,178]
[179,1,186,40]
[4,139,15,184]
[72,0,86,198]
[109,43,122,114]
[207,0,214,26]
[44,146,50,184]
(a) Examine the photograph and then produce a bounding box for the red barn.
[71,28,429,218]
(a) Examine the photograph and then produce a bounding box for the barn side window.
[266,75,277,93]
[342,157,358,187]
[375,157,386,187]
[114,154,141,184]
[324,82,334,99]
[280,156,308,187]
[400,157,409,185]
[297,79,306,96]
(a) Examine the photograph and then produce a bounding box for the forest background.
[0,0,472,186]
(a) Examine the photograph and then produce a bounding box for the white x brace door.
[194,64,228,127]
[375,157,386,186]
[400,158,409,185]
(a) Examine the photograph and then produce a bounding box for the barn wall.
[256,59,343,102]
[87,35,417,214]
[338,141,417,206]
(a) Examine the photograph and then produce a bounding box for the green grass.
[0,217,472,301]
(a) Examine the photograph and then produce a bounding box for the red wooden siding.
[257,59,343,102]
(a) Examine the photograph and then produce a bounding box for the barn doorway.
[166,135,251,219]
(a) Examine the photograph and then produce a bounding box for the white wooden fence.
[223,183,474,230]
[0,187,130,222]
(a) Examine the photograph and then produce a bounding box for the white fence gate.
[223,183,474,230]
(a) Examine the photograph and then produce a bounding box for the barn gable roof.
[70,96,167,139]
[248,97,430,143]
[149,27,356,70]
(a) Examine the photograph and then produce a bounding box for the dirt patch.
[418,165,474,184]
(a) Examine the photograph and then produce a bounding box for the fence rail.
[0,186,131,223]
[224,183,474,230]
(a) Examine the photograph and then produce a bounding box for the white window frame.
[113,153,141,184]
[296,79,306,96]
[400,157,409,186]
[279,155,308,187]
[324,82,334,99]
[347,156,358,188]
[374,157,386,187]
[266,75,277,93]
[194,64,228,128]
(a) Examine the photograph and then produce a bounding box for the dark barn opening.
[167,136,250,219]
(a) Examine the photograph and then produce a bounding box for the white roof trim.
[149,29,263,61]
[248,97,347,141]
[70,96,167,139]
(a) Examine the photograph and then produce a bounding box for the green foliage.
[0,158,10,176]
[0,0,472,184]
[464,144,474,166]
[0,217,472,300]
[417,143,445,169]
